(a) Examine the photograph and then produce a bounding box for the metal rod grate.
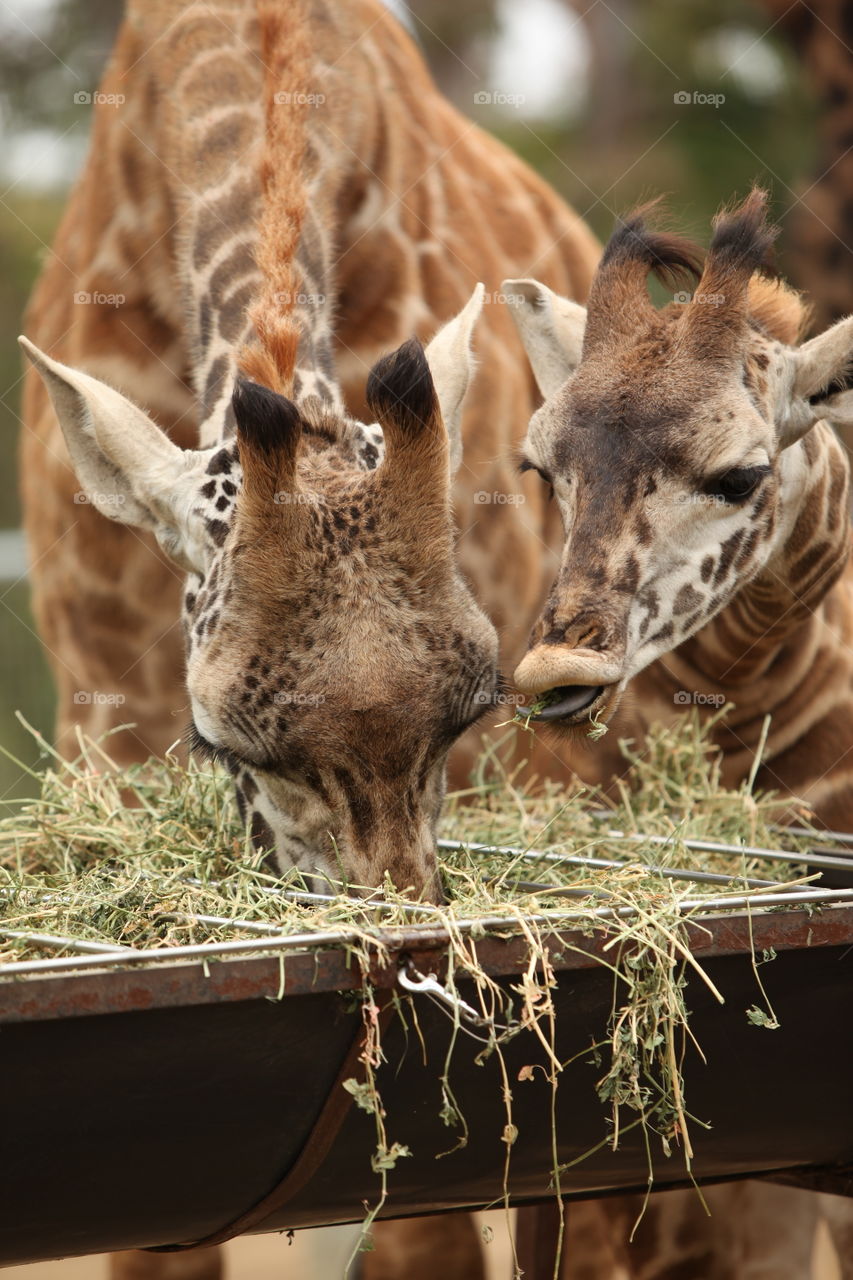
[2,826,851,978]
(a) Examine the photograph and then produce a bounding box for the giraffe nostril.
[524,684,605,722]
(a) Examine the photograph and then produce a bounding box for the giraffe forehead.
[540,376,768,482]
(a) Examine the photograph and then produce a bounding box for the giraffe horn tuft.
[583,201,703,352]
[681,188,779,356]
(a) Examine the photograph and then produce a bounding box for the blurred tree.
[0,0,119,132]
[755,0,853,333]
[575,0,639,148]
[407,0,498,101]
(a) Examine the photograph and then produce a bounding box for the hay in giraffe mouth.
[524,684,607,724]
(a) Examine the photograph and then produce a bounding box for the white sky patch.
[380,0,415,32]
[490,0,589,119]
[0,0,59,36]
[2,125,87,192]
[697,27,787,98]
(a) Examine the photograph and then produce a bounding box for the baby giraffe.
[21,300,498,903]
[507,188,853,832]
[504,189,853,1278]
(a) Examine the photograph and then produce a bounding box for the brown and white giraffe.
[19,0,592,1276]
[505,190,853,1278]
[20,11,504,903]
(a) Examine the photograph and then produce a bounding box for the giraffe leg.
[108,1248,223,1280]
[559,1201,622,1279]
[361,1215,485,1280]
[819,1193,853,1279]
[585,1183,819,1280]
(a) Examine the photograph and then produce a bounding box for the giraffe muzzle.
[526,684,605,723]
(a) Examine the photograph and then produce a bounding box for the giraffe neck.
[666,422,851,711]
[149,0,348,449]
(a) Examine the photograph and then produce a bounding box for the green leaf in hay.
[371,1142,412,1172]
[343,1077,377,1113]
[746,1005,780,1029]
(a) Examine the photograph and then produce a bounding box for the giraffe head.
[20,290,498,902]
[503,190,853,730]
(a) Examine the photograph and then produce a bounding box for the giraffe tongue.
[528,685,604,722]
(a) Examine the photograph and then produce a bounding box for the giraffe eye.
[519,457,554,499]
[705,465,770,504]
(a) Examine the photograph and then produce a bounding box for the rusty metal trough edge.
[2,901,852,1025]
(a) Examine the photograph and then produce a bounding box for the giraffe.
[19,0,599,897]
[18,0,597,777]
[20,7,504,903]
[507,189,853,827]
[505,189,853,1278]
[18,0,596,1276]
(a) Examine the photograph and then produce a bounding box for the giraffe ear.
[424,283,484,475]
[19,337,212,572]
[502,278,587,400]
[778,315,853,446]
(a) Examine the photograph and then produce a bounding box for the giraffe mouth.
[524,684,607,724]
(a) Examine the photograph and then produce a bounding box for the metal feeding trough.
[1,831,852,1270]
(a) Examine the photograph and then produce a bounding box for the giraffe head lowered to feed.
[20,290,499,903]
[504,190,853,730]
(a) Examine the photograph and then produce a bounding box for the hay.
[0,709,818,961]
[0,711,834,1272]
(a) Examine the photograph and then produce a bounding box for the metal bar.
[593,829,853,873]
[773,824,853,848]
[439,839,792,888]
[2,887,853,979]
[154,913,289,935]
[0,928,130,955]
[179,876,445,917]
[575,814,853,872]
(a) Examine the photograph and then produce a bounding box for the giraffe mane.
[747,275,811,345]
[237,0,311,395]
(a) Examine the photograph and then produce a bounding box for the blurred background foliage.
[0,0,829,800]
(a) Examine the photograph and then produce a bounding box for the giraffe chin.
[526,682,620,728]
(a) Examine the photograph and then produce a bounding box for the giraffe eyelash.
[519,457,554,499]
[186,722,239,770]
